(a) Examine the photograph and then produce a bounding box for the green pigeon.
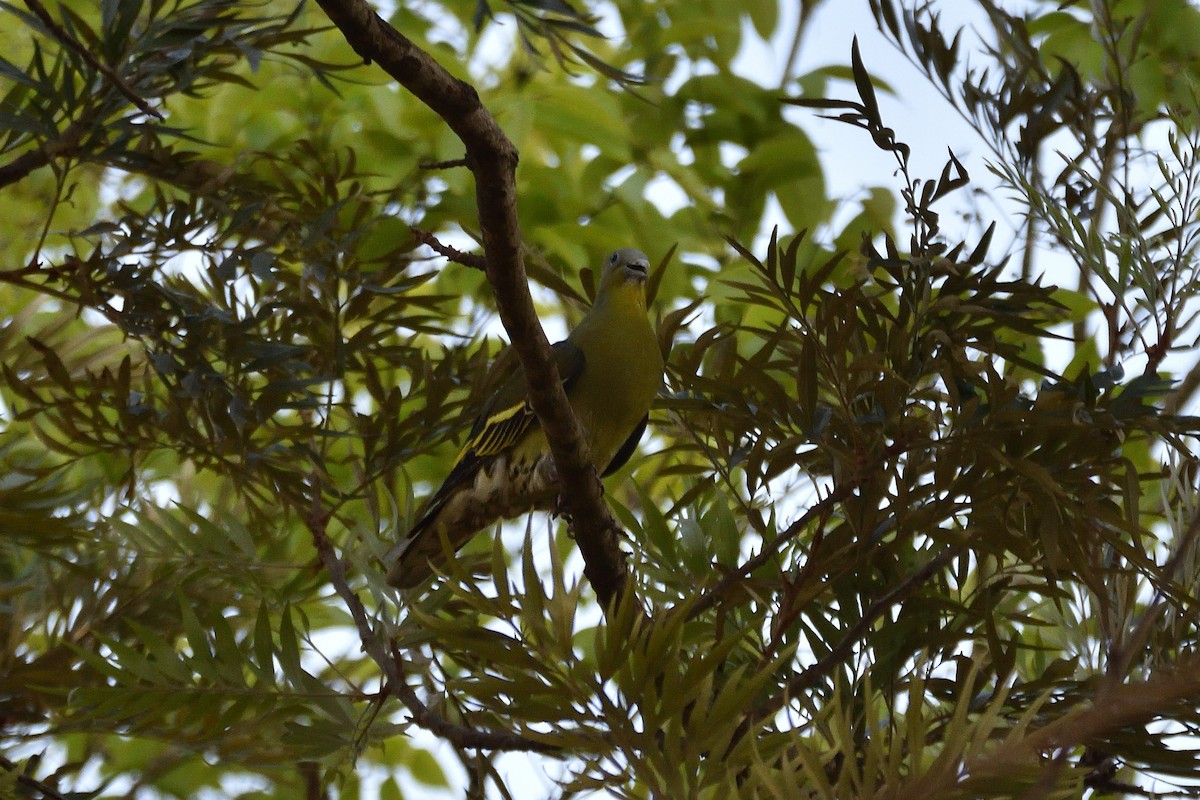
[387,248,663,588]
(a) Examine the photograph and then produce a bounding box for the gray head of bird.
[601,248,651,291]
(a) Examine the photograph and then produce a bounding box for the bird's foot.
[551,462,607,527]
[590,462,604,495]
[552,490,573,523]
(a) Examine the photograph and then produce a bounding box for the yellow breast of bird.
[569,319,662,470]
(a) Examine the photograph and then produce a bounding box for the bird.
[386,248,664,588]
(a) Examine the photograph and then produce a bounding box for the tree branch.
[687,485,850,620]
[23,0,162,121]
[314,0,629,608]
[0,119,89,190]
[0,754,69,800]
[411,227,487,271]
[866,655,1200,800]
[420,158,470,170]
[765,544,962,714]
[306,502,555,752]
[723,544,964,755]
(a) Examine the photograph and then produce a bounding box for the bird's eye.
[609,252,619,265]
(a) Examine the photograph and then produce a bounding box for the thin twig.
[0,754,70,800]
[23,0,163,120]
[0,119,90,190]
[1111,510,1200,681]
[306,496,555,752]
[420,158,469,170]
[1164,358,1200,415]
[867,655,1200,800]
[687,485,850,620]
[411,227,487,271]
[775,3,812,91]
[751,545,962,724]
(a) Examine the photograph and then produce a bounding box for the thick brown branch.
[315,0,628,608]
[867,655,1200,800]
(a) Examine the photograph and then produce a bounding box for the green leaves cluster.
[5,0,1200,798]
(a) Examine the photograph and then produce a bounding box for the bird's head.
[600,248,651,292]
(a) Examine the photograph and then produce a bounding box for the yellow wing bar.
[462,401,537,460]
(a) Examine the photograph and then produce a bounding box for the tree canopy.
[4,0,1200,798]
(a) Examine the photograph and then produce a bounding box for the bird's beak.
[623,261,650,282]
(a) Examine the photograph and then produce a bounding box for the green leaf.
[409,749,448,787]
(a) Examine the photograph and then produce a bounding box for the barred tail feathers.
[385,452,558,588]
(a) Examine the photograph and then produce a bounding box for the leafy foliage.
[4,0,1200,798]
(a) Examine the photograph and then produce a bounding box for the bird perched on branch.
[386,248,664,588]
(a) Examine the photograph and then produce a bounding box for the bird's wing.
[602,414,648,476]
[418,340,585,514]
